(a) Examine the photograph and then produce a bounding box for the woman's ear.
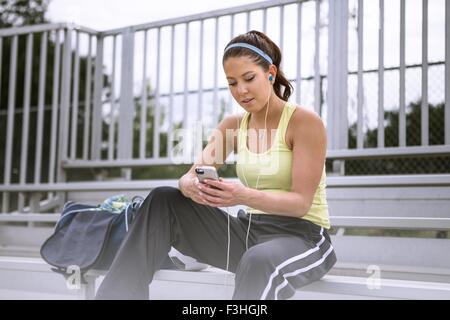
[268,65,278,81]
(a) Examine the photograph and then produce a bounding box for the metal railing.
[0,0,449,213]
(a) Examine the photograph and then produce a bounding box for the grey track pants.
[95,186,337,300]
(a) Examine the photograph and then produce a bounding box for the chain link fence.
[325,62,449,175]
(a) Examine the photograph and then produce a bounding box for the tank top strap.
[238,112,250,150]
[276,102,297,146]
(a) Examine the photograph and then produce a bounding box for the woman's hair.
[222,30,293,101]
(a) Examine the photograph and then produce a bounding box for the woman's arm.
[200,108,327,218]
[178,114,241,201]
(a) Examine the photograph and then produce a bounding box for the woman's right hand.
[179,173,207,205]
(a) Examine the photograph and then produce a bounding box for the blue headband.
[224,42,273,65]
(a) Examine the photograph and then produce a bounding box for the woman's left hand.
[197,178,248,207]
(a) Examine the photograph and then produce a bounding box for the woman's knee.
[139,186,183,214]
[237,245,273,274]
[147,186,182,202]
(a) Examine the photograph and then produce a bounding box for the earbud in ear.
[269,74,273,82]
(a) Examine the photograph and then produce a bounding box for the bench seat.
[1,256,449,300]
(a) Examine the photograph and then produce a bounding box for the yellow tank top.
[236,101,330,229]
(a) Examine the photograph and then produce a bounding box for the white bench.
[0,256,449,300]
[1,174,450,299]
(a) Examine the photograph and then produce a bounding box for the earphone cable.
[243,85,271,251]
[224,74,273,293]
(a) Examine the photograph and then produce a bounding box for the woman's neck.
[249,95,286,129]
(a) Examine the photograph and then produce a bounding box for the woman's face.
[223,55,272,113]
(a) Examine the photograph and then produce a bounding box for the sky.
[47,0,263,30]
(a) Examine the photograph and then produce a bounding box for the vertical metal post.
[118,29,135,162]
[314,0,321,114]
[399,0,406,147]
[0,37,2,112]
[183,24,189,131]
[228,15,235,114]
[339,0,349,152]
[212,18,219,125]
[153,28,161,158]
[378,0,385,148]
[327,0,349,150]
[168,26,175,157]
[57,28,72,184]
[91,35,104,160]
[263,8,267,34]
[357,0,364,149]
[446,0,450,144]
[83,36,92,160]
[18,33,34,211]
[140,31,148,159]
[29,192,39,227]
[3,35,18,212]
[70,31,81,159]
[29,193,41,213]
[327,0,336,150]
[0,37,2,208]
[35,32,48,184]
[327,0,348,175]
[108,35,117,160]
[421,0,429,146]
[279,5,284,70]
[49,30,61,201]
[296,2,302,105]
[197,20,204,122]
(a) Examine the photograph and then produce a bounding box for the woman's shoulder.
[218,113,245,130]
[286,104,326,147]
[289,104,325,129]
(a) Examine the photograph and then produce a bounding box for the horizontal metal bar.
[0,23,67,36]
[331,216,450,230]
[66,23,99,35]
[11,196,61,214]
[61,145,450,168]
[0,213,60,223]
[62,158,177,168]
[1,174,450,192]
[346,61,444,76]
[327,145,450,159]
[0,179,180,192]
[326,174,450,187]
[102,0,305,36]
[0,23,98,37]
[63,145,450,169]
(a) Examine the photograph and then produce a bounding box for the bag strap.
[55,207,104,232]
[124,196,145,231]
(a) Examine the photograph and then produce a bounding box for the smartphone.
[195,166,219,183]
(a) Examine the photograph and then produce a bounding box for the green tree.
[0,0,111,185]
[0,0,49,28]
[346,101,449,175]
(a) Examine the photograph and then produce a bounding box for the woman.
[95,30,336,300]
